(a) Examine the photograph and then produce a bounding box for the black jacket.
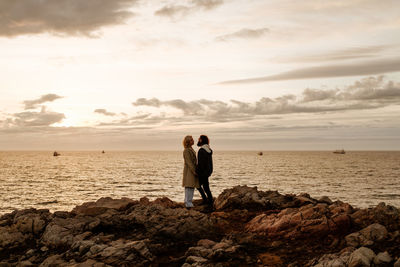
[197,147,213,178]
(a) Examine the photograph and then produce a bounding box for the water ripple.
[0,151,399,214]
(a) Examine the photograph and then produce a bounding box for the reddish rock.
[350,202,400,231]
[0,186,399,267]
[258,252,284,267]
[72,197,137,216]
[245,202,352,239]
[151,197,181,209]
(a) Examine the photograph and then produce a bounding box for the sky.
[0,0,400,151]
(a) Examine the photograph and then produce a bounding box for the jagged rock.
[84,239,154,266]
[197,239,216,249]
[345,223,388,247]
[128,240,154,261]
[0,227,26,249]
[214,185,271,210]
[318,196,333,205]
[71,240,96,255]
[185,246,213,259]
[295,193,317,206]
[348,247,376,267]
[214,185,298,211]
[39,254,66,267]
[351,203,400,231]
[16,261,34,267]
[88,244,107,255]
[68,259,109,267]
[186,256,208,264]
[373,251,392,265]
[311,247,355,267]
[245,202,352,239]
[13,214,47,235]
[151,197,181,208]
[123,204,215,240]
[258,252,284,266]
[0,187,399,267]
[0,210,51,250]
[41,216,100,248]
[72,197,137,216]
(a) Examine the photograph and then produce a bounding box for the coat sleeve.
[197,149,207,177]
[184,149,197,175]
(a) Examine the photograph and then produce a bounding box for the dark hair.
[199,135,209,145]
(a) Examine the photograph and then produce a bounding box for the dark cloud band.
[219,58,400,84]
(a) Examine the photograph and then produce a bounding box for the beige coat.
[182,147,199,188]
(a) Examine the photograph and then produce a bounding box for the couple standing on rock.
[182,135,213,209]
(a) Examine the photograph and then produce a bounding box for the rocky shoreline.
[1,185,400,266]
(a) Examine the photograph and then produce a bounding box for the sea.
[0,151,399,215]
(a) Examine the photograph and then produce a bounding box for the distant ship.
[53,151,60,156]
[102,150,105,154]
[258,152,263,156]
[333,149,345,154]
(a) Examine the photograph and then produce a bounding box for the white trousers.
[184,187,194,207]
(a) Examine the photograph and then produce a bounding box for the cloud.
[216,28,269,41]
[131,76,400,123]
[2,77,400,150]
[0,0,138,37]
[94,109,116,116]
[132,98,162,107]
[154,5,190,18]
[7,106,65,127]
[23,94,63,110]
[155,0,223,18]
[276,45,393,63]
[219,58,400,84]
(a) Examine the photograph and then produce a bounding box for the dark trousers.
[197,176,213,205]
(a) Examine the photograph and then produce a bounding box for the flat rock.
[72,197,137,216]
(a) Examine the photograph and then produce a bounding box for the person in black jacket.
[196,135,213,207]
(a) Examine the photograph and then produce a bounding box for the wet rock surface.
[0,185,399,266]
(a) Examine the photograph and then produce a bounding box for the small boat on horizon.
[258,152,263,156]
[102,150,105,154]
[333,149,345,154]
[53,151,60,157]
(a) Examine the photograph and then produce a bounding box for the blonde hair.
[182,135,193,148]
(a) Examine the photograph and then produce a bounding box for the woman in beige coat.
[182,135,200,208]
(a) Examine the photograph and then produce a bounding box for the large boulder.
[0,226,27,249]
[311,247,355,267]
[91,239,153,266]
[123,204,216,240]
[41,216,100,248]
[373,251,392,265]
[214,185,298,211]
[245,202,352,239]
[351,203,400,231]
[345,223,388,247]
[72,197,138,216]
[184,238,252,266]
[0,209,51,251]
[347,247,376,267]
[39,254,67,267]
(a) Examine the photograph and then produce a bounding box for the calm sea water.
[0,151,399,214]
